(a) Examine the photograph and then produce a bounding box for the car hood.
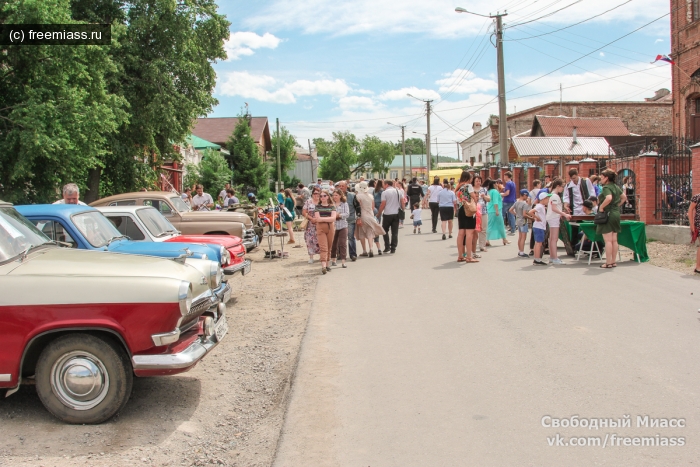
[169,234,241,249]
[108,240,221,262]
[8,247,210,293]
[182,211,253,229]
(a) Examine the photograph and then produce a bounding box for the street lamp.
[456,6,509,164]
[408,94,433,181]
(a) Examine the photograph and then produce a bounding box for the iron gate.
[656,138,694,225]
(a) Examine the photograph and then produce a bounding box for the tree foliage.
[227,116,268,192]
[317,132,394,181]
[270,124,298,189]
[198,149,231,195]
[0,0,230,203]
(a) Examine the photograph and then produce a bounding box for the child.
[510,189,531,258]
[546,179,572,265]
[411,203,422,234]
[529,192,549,266]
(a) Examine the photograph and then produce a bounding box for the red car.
[96,206,251,276]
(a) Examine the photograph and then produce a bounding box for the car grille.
[181,296,213,326]
[244,229,256,240]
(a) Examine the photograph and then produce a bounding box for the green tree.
[400,137,426,156]
[316,132,361,181]
[270,125,298,188]
[198,149,231,195]
[0,0,127,203]
[357,136,394,176]
[75,0,230,201]
[228,116,269,191]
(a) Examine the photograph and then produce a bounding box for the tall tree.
[271,125,298,187]
[198,149,231,195]
[228,116,269,191]
[0,0,127,203]
[72,0,230,202]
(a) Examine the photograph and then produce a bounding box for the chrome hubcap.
[50,351,109,410]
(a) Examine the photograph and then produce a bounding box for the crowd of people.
[291,166,629,273]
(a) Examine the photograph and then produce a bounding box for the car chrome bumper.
[243,229,258,250]
[223,259,251,276]
[132,333,220,371]
[215,281,232,304]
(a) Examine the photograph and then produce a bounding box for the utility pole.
[276,118,282,192]
[456,141,461,162]
[407,95,433,183]
[456,7,508,164]
[308,138,315,182]
[435,138,439,167]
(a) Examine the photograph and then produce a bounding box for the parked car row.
[0,192,257,424]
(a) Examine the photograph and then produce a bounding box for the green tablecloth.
[576,221,649,262]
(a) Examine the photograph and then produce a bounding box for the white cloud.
[224,32,282,60]
[379,87,440,101]
[217,71,349,104]
[655,38,664,44]
[600,52,605,57]
[338,96,381,110]
[244,0,667,38]
[436,70,497,94]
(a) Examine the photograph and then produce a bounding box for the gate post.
[692,143,700,197]
[512,165,523,193]
[489,166,499,180]
[527,166,538,190]
[544,161,558,180]
[480,167,489,181]
[578,158,597,178]
[637,153,661,225]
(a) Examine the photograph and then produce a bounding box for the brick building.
[671,0,700,139]
[506,101,672,139]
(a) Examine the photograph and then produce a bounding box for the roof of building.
[191,117,272,151]
[512,137,613,157]
[186,134,221,151]
[387,154,429,168]
[506,100,671,121]
[532,115,630,137]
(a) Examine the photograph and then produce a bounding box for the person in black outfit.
[406,177,423,214]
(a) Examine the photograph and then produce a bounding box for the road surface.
[274,222,700,466]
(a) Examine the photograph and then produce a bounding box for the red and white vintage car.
[0,201,230,424]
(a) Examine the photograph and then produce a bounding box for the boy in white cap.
[529,191,550,266]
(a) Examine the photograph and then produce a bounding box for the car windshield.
[72,211,123,247]
[137,207,178,237]
[0,206,52,262]
[170,196,190,213]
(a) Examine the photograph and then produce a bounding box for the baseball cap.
[520,189,529,195]
[538,191,552,201]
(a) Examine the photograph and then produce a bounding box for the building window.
[390,170,398,180]
[695,0,700,22]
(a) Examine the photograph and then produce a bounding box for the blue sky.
[210,0,671,159]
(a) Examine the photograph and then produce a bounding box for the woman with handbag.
[455,171,479,263]
[597,169,627,269]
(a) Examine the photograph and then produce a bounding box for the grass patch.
[647,238,658,243]
[676,258,695,266]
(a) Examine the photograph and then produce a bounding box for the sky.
[210,0,672,159]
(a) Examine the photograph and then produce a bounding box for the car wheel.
[35,334,133,424]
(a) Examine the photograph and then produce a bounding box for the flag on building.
[651,54,675,65]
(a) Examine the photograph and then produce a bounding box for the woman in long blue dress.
[486,179,509,245]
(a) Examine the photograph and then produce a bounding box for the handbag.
[397,189,406,220]
[593,211,609,225]
[300,217,309,230]
[461,187,477,217]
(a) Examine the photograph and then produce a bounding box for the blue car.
[16,204,230,266]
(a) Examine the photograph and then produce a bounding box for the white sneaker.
[308,258,314,264]
[550,258,565,265]
[331,261,337,266]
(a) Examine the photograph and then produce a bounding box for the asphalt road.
[274,219,700,467]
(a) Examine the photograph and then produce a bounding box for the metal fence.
[655,138,694,225]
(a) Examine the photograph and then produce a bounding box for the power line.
[506,0,582,29]
[504,1,632,40]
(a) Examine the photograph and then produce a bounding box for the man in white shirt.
[218,183,231,205]
[562,168,595,216]
[192,184,214,211]
[53,183,87,205]
[377,180,405,254]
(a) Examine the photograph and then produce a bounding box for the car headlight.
[178,281,192,316]
[219,246,230,265]
[209,261,223,289]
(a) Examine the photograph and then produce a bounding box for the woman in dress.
[427,177,443,233]
[474,175,489,252]
[437,180,457,240]
[455,171,479,263]
[282,188,296,245]
[302,187,321,264]
[597,169,627,269]
[689,191,700,273]
[314,190,337,274]
[486,179,509,245]
[330,190,349,268]
[354,181,386,257]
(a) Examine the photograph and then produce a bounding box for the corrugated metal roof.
[533,115,630,137]
[512,137,614,157]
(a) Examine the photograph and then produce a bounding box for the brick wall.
[671,0,700,139]
[507,102,672,138]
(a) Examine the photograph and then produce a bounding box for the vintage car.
[89,191,259,251]
[15,204,231,267]
[95,205,251,276]
[0,201,230,424]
